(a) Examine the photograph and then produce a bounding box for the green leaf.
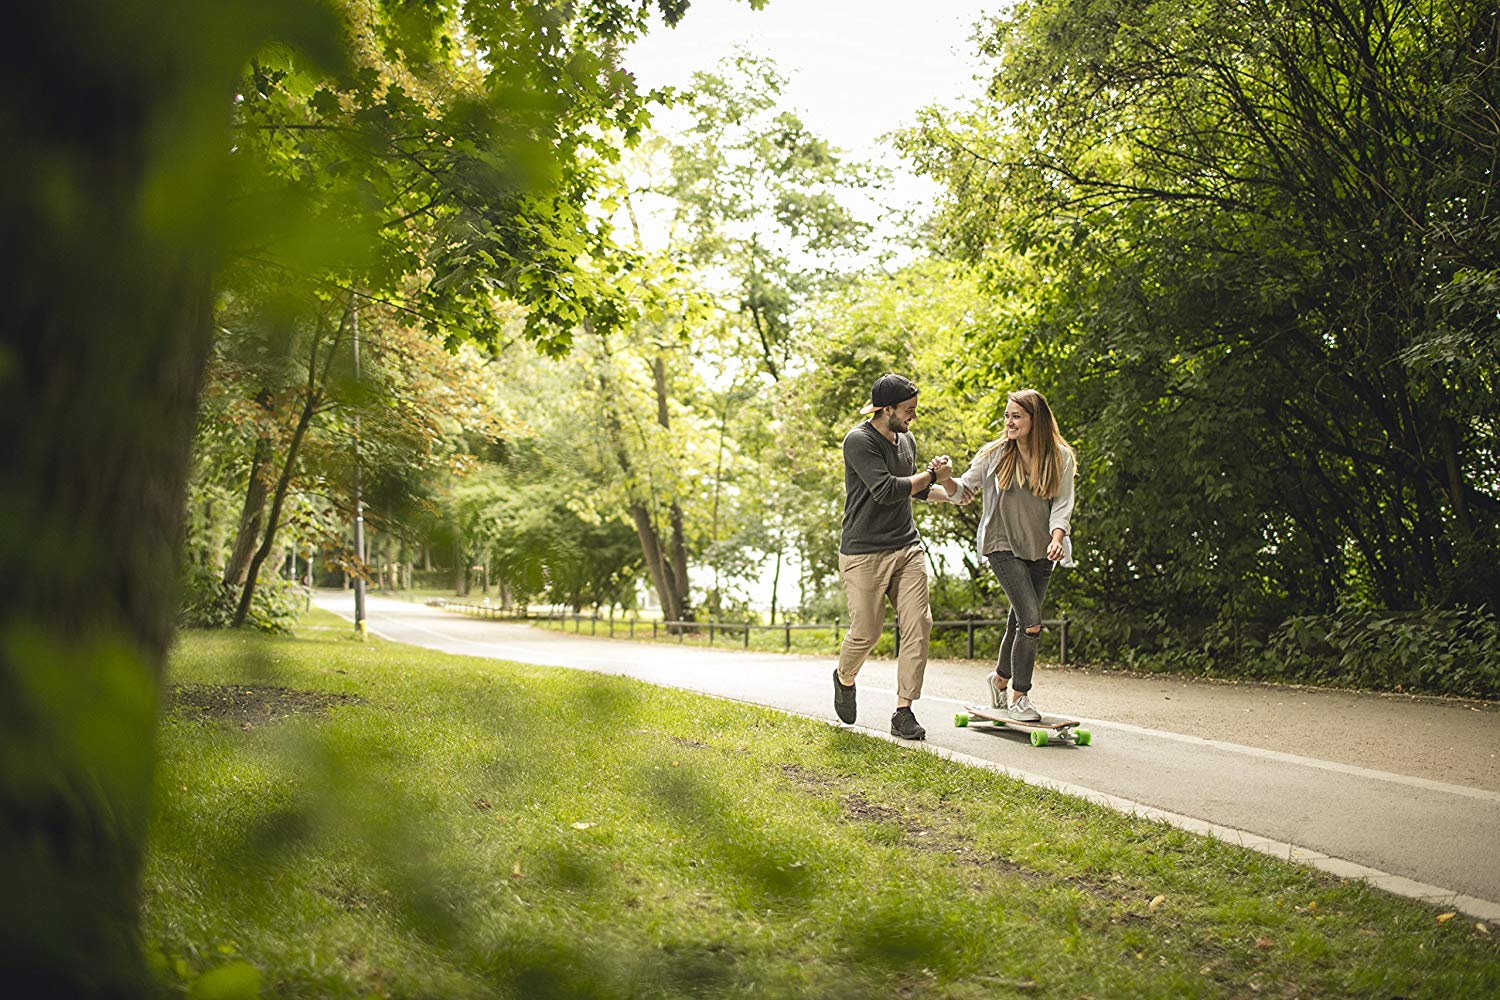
[308,88,340,117]
[189,961,262,1000]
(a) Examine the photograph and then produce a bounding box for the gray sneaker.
[987,672,1009,709]
[1007,694,1042,722]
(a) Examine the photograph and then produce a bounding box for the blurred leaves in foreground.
[2,0,750,992]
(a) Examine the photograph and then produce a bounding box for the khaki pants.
[837,543,932,701]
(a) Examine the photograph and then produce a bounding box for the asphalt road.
[313,591,1500,919]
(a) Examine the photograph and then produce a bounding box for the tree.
[585,317,710,625]
[900,0,1500,646]
[662,50,877,382]
[1,1,756,991]
[619,53,879,618]
[191,296,506,622]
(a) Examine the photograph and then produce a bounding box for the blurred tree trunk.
[2,195,214,994]
[0,5,339,992]
[452,529,466,594]
[769,546,782,625]
[232,299,346,626]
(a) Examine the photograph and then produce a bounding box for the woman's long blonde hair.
[973,389,1074,499]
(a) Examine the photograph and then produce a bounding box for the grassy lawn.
[145,612,1498,998]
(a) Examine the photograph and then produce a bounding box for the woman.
[933,389,1076,721]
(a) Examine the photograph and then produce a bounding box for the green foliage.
[1066,603,1500,700]
[228,1,721,351]
[779,259,1011,598]
[898,0,1500,658]
[180,566,305,635]
[188,960,263,1000]
[450,465,645,610]
[1260,606,1500,699]
[662,50,880,380]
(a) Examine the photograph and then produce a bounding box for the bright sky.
[625,0,1004,215]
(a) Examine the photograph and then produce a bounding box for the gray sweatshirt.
[840,421,930,555]
[949,439,1076,561]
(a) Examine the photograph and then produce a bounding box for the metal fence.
[435,600,1071,664]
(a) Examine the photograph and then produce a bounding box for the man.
[834,373,952,740]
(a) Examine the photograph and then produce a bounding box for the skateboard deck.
[954,705,1092,747]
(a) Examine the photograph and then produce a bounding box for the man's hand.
[928,455,952,481]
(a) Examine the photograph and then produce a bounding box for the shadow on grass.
[643,760,821,905]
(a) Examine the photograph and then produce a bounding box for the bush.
[1066,603,1500,699]
[1260,606,1500,699]
[179,565,305,634]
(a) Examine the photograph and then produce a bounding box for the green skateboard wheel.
[1075,730,1091,746]
[1030,729,1048,747]
[954,713,969,728]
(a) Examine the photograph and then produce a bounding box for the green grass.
[145,617,1499,998]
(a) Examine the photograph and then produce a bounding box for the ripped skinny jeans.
[986,550,1053,694]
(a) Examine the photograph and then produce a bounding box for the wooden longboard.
[954,705,1092,747]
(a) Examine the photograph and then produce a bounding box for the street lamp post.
[352,301,367,634]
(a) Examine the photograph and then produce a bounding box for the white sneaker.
[1007,694,1042,722]
[987,672,1008,709]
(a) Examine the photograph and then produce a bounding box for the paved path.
[314,592,1500,919]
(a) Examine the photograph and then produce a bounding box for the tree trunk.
[745,241,782,381]
[233,295,353,627]
[594,332,687,626]
[452,530,466,595]
[770,544,782,625]
[710,391,732,609]
[668,501,691,621]
[4,221,215,996]
[222,396,275,586]
[1439,417,1474,537]
[652,355,670,425]
[232,388,319,626]
[630,502,681,623]
[653,355,692,622]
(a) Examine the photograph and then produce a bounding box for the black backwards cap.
[859,373,918,414]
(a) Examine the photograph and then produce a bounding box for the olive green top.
[949,440,1075,561]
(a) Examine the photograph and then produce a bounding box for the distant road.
[314,591,1500,919]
